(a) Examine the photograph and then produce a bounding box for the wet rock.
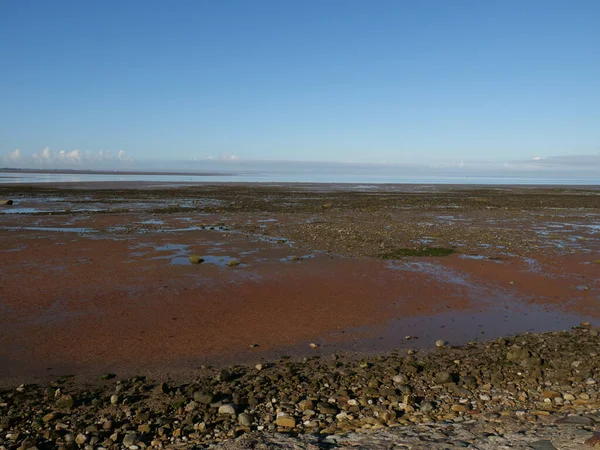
[122,432,137,447]
[275,413,296,428]
[217,369,234,382]
[297,399,314,411]
[55,394,75,410]
[435,371,453,384]
[219,403,236,416]
[194,390,214,404]
[507,348,531,361]
[238,413,252,427]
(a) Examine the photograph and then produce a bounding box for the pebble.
[194,390,214,404]
[435,339,446,348]
[275,413,296,428]
[238,413,252,427]
[218,404,236,416]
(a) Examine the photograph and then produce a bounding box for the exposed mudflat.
[0,183,599,448]
[0,183,598,386]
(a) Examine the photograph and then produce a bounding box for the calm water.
[1,170,599,185]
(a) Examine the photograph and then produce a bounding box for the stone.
[238,413,252,427]
[435,371,453,384]
[275,413,296,428]
[530,440,558,450]
[392,374,408,384]
[185,401,198,412]
[75,434,87,445]
[218,403,236,415]
[138,423,151,433]
[110,394,119,405]
[194,390,214,404]
[55,394,75,410]
[451,404,469,413]
[506,348,530,361]
[542,390,561,399]
[122,433,137,447]
[217,369,234,382]
[298,399,314,411]
[435,340,446,348]
[419,401,434,412]
[555,415,594,425]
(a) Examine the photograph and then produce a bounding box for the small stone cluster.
[1,325,599,449]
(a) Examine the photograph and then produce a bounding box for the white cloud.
[532,156,543,161]
[57,149,82,164]
[219,153,239,161]
[32,146,53,163]
[7,147,134,168]
[7,149,21,163]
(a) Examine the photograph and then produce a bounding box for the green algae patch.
[379,247,456,259]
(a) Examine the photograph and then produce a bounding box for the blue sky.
[1,0,599,171]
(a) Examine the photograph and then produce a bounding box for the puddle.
[171,254,245,267]
[0,226,98,233]
[1,207,52,214]
[332,304,594,354]
[279,254,315,262]
[459,254,486,260]
[139,219,165,225]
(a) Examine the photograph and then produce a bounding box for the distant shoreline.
[0,168,235,177]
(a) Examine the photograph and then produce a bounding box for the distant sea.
[1,164,598,186]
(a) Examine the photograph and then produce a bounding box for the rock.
[435,371,453,384]
[194,390,214,404]
[255,364,263,371]
[110,394,119,405]
[392,374,408,384]
[75,434,87,445]
[318,403,338,415]
[0,200,13,205]
[154,382,169,394]
[55,394,75,410]
[218,403,236,415]
[506,347,530,361]
[309,343,319,349]
[217,369,234,382]
[275,413,296,428]
[185,401,198,412]
[419,401,434,412]
[435,340,446,348]
[64,433,75,443]
[138,423,151,433]
[42,413,56,423]
[451,404,469,413]
[238,413,252,427]
[122,433,137,447]
[298,399,314,411]
[555,415,594,425]
[542,391,560,399]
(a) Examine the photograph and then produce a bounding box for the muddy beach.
[1,182,600,448]
[0,183,598,384]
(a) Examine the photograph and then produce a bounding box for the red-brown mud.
[0,184,598,386]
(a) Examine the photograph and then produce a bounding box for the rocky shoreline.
[2,325,600,449]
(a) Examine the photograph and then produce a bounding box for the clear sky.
[1,0,599,170]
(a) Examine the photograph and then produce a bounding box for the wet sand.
[0,183,598,386]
